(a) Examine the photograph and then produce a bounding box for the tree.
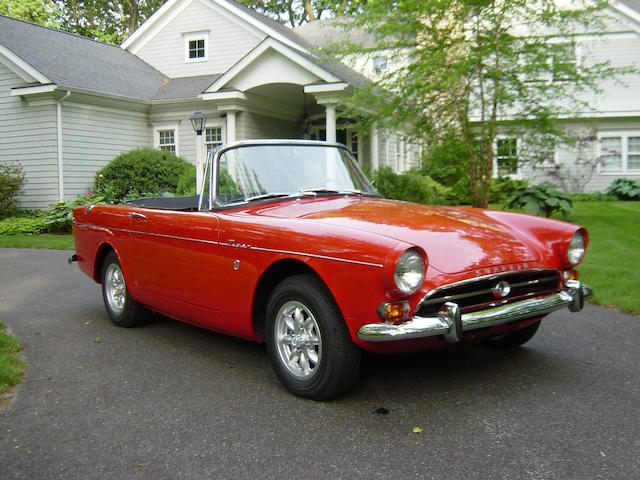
[237,0,365,27]
[335,0,634,207]
[0,0,59,26]
[56,0,167,43]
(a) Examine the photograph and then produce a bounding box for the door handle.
[128,212,147,220]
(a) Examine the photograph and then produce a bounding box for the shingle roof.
[0,14,172,100]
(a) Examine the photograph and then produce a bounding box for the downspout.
[56,90,71,201]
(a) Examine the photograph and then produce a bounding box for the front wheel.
[101,251,148,327]
[265,274,361,400]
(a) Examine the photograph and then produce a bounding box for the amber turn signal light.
[563,270,579,282]
[377,300,410,325]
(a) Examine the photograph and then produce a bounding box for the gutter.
[57,90,71,201]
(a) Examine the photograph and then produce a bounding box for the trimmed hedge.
[94,148,193,201]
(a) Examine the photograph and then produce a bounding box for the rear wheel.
[265,274,361,400]
[101,251,147,327]
[488,320,541,348]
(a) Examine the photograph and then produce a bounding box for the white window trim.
[154,124,179,156]
[597,131,640,175]
[184,31,209,63]
[494,136,521,178]
[204,124,225,154]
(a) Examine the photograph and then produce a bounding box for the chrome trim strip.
[357,282,593,342]
[75,223,383,268]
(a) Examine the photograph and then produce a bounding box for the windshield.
[214,143,377,206]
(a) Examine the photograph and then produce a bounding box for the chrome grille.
[417,270,562,317]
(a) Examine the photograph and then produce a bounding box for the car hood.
[257,197,539,274]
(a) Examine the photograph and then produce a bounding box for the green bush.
[0,163,25,218]
[0,216,47,235]
[43,193,106,233]
[421,132,472,204]
[176,165,197,196]
[607,178,640,200]
[489,177,529,203]
[370,166,452,205]
[94,148,194,201]
[505,183,573,218]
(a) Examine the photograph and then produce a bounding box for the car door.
[126,207,225,327]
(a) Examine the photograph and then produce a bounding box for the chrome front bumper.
[357,281,593,343]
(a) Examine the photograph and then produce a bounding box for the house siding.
[0,63,58,209]
[135,0,266,78]
[236,111,301,139]
[61,103,152,199]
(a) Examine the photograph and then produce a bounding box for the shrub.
[0,216,47,235]
[607,178,640,200]
[370,166,452,205]
[0,163,25,218]
[94,148,194,201]
[422,131,472,204]
[489,177,529,203]
[175,165,197,196]
[43,193,106,233]
[504,183,573,218]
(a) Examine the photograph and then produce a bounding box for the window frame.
[598,132,640,174]
[494,136,520,177]
[184,31,209,63]
[205,125,224,156]
[154,125,179,155]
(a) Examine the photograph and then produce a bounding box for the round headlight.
[394,249,425,295]
[566,230,586,266]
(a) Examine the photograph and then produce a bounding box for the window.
[372,56,388,73]
[184,31,209,62]
[496,138,518,175]
[158,129,176,153]
[188,39,205,59]
[599,134,640,173]
[552,43,578,82]
[205,127,223,155]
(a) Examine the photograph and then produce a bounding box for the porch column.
[371,122,379,170]
[325,104,336,143]
[225,110,237,143]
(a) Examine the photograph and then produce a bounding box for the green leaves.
[607,178,640,201]
[505,184,573,218]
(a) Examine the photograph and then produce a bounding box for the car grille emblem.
[492,281,511,298]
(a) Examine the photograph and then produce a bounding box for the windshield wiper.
[244,192,294,202]
[300,188,363,196]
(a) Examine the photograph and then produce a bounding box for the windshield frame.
[200,140,379,210]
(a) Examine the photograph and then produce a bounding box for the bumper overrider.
[357,280,593,343]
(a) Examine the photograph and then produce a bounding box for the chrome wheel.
[274,300,322,380]
[104,263,126,315]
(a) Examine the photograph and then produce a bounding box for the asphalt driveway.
[0,248,638,479]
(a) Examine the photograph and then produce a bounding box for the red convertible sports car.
[72,139,593,399]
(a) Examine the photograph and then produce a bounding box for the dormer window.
[184,31,209,62]
[189,39,205,59]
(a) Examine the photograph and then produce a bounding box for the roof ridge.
[0,13,125,51]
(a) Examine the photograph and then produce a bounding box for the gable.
[126,0,269,78]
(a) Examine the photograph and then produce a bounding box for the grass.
[569,201,640,315]
[0,233,74,250]
[0,321,26,408]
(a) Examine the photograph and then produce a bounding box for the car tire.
[265,274,362,400]
[101,251,148,328]
[488,320,541,349]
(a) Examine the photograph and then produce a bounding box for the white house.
[0,0,638,208]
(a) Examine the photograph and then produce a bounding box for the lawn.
[569,201,640,315]
[0,321,25,408]
[0,233,74,250]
